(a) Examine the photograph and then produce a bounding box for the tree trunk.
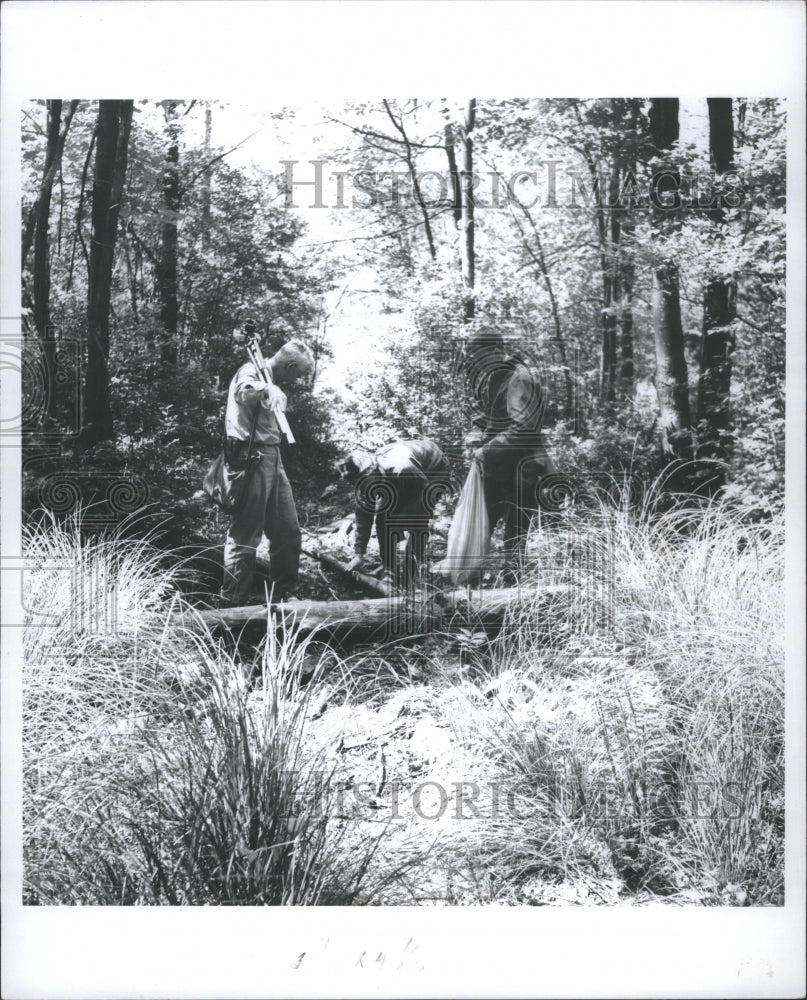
[652,262,692,457]
[156,102,180,370]
[83,100,133,445]
[460,99,476,321]
[617,102,639,392]
[594,155,614,404]
[600,302,618,403]
[299,547,392,597]
[382,100,436,260]
[201,102,212,243]
[443,121,462,227]
[32,100,62,421]
[503,180,575,421]
[696,98,737,492]
[22,99,79,268]
[618,199,636,389]
[707,97,734,174]
[649,98,692,462]
[67,124,96,293]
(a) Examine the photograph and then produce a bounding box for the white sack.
[440,462,490,585]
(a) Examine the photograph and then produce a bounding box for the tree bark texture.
[443,121,463,226]
[651,262,692,456]
[696,99,737,490]
[574,100,638,403]
[32,101,64,420]
[618,231,635,388]
[649,98,692,461]
[201,102,212,242]
[83,100,133,444]
[300,547,392,597]
[617,99,640,391]
[157,102,180,369]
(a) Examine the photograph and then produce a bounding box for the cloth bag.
[440,461,490,585]
[202,450,259,515]
[203,409,260,515]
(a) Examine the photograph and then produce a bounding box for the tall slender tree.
[569,99,640,403]
[30,100,78,420]
[649,98,692,462]
[441,101,462,228]
[83,100,134,445]
[156,100,181,369]
[21,99,79,268]
[616,98,641,394]
[382,100,436,260]
[696,98,737,491]
[201,101,213,241]
[460,99,476,322]
[570,101,617,403]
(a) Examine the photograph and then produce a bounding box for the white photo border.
[2,2,805,998]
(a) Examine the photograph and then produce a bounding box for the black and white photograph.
[2,2,805,998]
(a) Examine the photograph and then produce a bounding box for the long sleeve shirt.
[472,360,549,476]
[354,439,451,554]
[225,361,282,445]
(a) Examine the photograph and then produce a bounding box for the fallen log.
[197,584,570,641]
[199,595,404,640]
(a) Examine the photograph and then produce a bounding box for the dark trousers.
[482,453,554,567]
[222,446,301,605]
[376,510,429,583]
[375,476,431,584]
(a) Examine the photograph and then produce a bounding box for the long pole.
[245,335,296,444]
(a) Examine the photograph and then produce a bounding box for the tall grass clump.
[453,483,785,904]
[23,515,395,905]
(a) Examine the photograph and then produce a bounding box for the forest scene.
[19,97,786,907]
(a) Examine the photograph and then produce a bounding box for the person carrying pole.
[220,337,314,606]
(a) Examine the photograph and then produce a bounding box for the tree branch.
[180,130,261,194]
[126,220,159,266]
[325,112,445,151]
[382,98,436,259]
[303,206,453,250]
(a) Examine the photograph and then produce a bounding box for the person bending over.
[341,438,452,587]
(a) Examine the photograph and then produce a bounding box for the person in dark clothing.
[341,439,453,586]
[465,330,555,580]
[220,339,314,606]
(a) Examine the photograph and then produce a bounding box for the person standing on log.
[220,340,314,606]
[464,330,555,584]
[341,439,453,587]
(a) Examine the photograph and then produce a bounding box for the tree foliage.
[21,97,786,547]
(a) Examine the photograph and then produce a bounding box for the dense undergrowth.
[21,490,785,906]
[443,489,785,904]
